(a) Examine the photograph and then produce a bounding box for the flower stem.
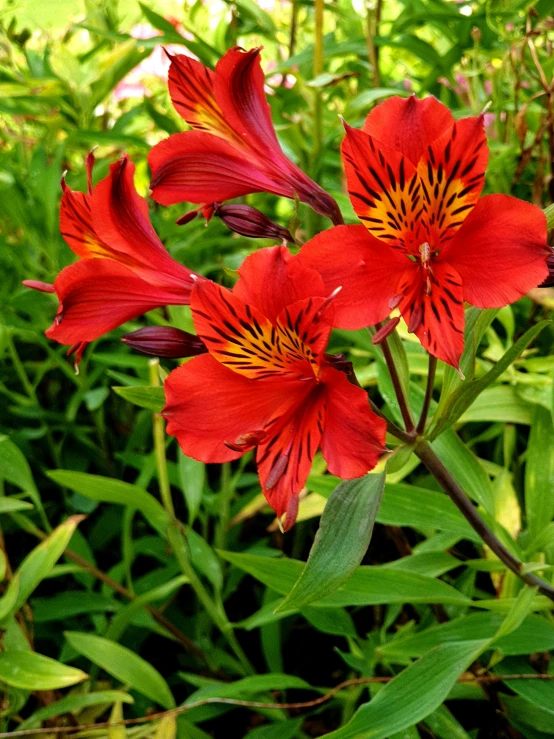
[379,331,415,433]
[416,440,554,602]
[416,354,437,434]
[148,360,254,674]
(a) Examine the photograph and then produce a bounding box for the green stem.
[416,441,554,602]
[215,462,233,551]
[416,354,437,434]
[379,331,415,433]
[148,360,254,674]
[307,0,325,239]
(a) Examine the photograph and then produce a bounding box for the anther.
[408,305,423,334]
[372,317,400,345]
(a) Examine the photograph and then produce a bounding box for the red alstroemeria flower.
[24,153,196,360]
[163,246,386,530]
[148,47,342,225]
[297,96,550,368]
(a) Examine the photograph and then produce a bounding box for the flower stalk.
[148,359,255,674]
[415,440,554,602]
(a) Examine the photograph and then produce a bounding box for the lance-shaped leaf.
[429,320,551,440]
[65,632,175,709]
[276,472,385,612]
[14,515,84,612]
[324,640,489,739]
[0,651,87,690]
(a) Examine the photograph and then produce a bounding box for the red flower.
[24,153,196,360]
[148,48,342,225]
[163,246,386,530]
[297,96,550,368]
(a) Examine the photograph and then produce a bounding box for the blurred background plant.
[0,0,553,736]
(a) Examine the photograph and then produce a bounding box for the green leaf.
[525,405,554,540]
[0,650,87,690]
[324,640,489,738]
[0,575,20,621]
[378,483,480,542]
[48,471,169,535]
[495,657,554,713]
[0,498,34,513]
[494,586,538,640]
[219,551,471,607]
[277,472,385,612]
[112,386,165,412]
[15,516,84,612]
[0,435,37,493]
[433,308,499,423]
[459,386,533,425]
[431,431,495,514]
[183,673,311,703]
[378,613,554,661]
[65,632,175,709]
[178,450,205,524]
[18,691,134,731]
[431,321,550,439]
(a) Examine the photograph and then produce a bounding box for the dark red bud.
[539,251,554,287]
[122,327,207,358]
[215,204,294,243]
[305,190,344,226]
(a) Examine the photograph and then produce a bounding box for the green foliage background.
[0,0,554,736]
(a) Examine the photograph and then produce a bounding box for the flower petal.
[92,155,193,290]
[192,279,328,380]
[363,95,453,165]
[398,260,465,368]
[167,53,238,142]
[341,123,421,253]
[257,385,325,523]
[163,354,303,464]
[441,194,549,307]
[417,116,488,248]
[213,47,280,154]
[60,184,108,259]
[46,259,190,346]
[297,225,411,330]
[320,366,386,478]
[148,131,292,206]
[234,245,325,322]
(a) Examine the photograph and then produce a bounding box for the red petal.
[441,194,549,307]
[60,184,108,260]
[46,260,190,345]
[297,225,411,330]
[341,123,422,253]
[214,47,280,154]
[234,245,325,322]
[168,53,237,142]
[398,260,465,368]
[257,385,325,520]
[164,354,304,464]
[191,279,328,380]
[92,155,193,290]
[148,131,292,206]
[320,366,386,477]
[363,95,453,165]
[275,295,333,362]
[418,116,488,248]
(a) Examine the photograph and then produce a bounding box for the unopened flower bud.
[215,204,294,243]
[122,327,207,358]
